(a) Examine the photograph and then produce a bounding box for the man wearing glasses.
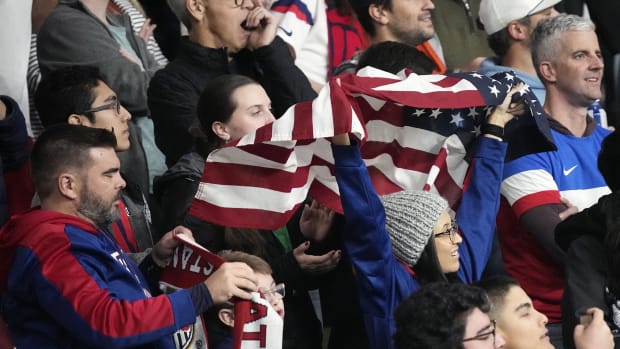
[34,66,156,256]
[149,0,315,168]
[393,282,506,349]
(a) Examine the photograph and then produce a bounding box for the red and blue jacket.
[0,209,205,348]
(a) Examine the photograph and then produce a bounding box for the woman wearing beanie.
[330,83,526,349]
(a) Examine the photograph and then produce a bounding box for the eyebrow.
[102,167,120,176]
[103,95,118,103]
[476,322,493,335]
[514,302,532,313]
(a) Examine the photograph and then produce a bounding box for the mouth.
[585,77,600,83]
[540,331,549,340]
[450,250,459,258]
[419,12,433,23]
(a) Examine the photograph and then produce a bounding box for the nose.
[550,8,559,17]
[539,310,549,325]
[242,0,254,9]
[426,0,436,10]
[117,174,127,190]
[454,231,463,245]
[120,105,132,121]
[591,55,604,70]
[263,110,276,125]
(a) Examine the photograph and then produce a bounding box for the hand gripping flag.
[160,234,284,349]
[189,67,556,230]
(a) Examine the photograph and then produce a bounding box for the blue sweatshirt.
[478,57,546,104]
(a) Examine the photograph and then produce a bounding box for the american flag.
[189,67,556,230]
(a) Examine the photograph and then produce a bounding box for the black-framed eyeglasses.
[435,218,459,244]
[463,320,496,345]
[261,283,285,302]
[83,99,121,116]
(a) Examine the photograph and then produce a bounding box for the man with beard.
[34,66,155,256]
[334,0,443,75]
[0,124,260,348]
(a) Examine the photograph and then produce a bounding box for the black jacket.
[147,36,316,167]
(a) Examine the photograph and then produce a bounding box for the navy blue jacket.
[0,95,30,226]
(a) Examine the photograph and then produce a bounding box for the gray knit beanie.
[380,190,449,267]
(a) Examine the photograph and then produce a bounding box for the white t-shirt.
[272,0,329,84]
[0,0,32,135]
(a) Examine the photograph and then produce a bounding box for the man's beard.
[78,186,121,229]
[393,27,434,48]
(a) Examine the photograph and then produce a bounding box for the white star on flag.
[489,85,500,97]
[412,109,425,117]
[429,108,442,119]
[450,112,464,126]
[467,107,479,119]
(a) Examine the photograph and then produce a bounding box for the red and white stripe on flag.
[189,67,492,230]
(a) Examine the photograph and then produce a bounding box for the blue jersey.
[499,124,611,322]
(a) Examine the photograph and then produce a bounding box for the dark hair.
[413,237,449,284]
[196,74,260,154]
[35,66,104,129]
[350,0,392,37]
[31,124,117,199]
[486,16,531,58]
[224,227,269,261]
[331,0,354,16]
[357,41,436,74]
[394,282,491,349]
[598,130,620,192]
[475,276,520,318]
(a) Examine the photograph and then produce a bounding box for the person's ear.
[538,61,556,82]
[67,114,88,126]
[211,121,231,143]
[187,0,205,22]
[218,308,235,327]
[506,21,528,41]
[57,172,80,200]
[368,4,389,25]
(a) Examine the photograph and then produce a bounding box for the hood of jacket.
[478,56,546,104]
[0,208,98,289]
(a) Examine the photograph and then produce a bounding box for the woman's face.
[433,211,462,273]
[216,83,275,143]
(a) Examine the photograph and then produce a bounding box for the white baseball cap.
[479,0,562,35]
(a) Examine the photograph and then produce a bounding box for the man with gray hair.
[147,0,315,167]
[496,14,611,348]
